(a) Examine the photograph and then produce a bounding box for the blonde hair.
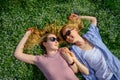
[60,18,84,40]
[24,23,62,49]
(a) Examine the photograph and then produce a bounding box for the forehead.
[47,34,56,38]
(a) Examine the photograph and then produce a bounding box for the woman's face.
[62,28,79,43]
[43,34,59,51]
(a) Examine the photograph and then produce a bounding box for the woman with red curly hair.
[14,24,89,80]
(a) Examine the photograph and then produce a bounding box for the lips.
[54,43,58,46]
[68,36,74,42]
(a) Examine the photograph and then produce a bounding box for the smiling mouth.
[69,36,74,40]
[54,44,58,46]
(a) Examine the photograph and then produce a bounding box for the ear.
[43,42,47,48]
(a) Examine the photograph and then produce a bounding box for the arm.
[14,30,36,64]
[79,16,97,26]
[73,57,89,75]
[59,47,89,75]
[65,54,79,73]
[69,13,97,26]
[59,48,78,73]
[66,49,89,75]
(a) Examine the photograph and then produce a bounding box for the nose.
[66,36,68,39]
[55,40,58,43]
[55,41,59,45]
[66,36,70,40]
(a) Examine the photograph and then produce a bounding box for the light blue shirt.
[82,47,113,80]
[70,24,120,80]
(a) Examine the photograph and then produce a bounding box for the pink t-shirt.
[34,51,79,80]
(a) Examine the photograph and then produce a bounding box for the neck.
[75,36,85,46]
[75,38,93,50]
[46,49,58,55]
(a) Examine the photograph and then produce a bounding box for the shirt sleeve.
[85,24,102,41]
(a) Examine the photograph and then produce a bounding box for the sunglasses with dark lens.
[64,29,73,40]
[48,37,59,42]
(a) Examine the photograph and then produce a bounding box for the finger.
[64,48,70,52]
[27,28,34,33]
[62,49,73,57]
[61,52,68,59]
[69,14,75,20]
[67,52,73,57]
[59,47,66,52]
[61,51,68,56]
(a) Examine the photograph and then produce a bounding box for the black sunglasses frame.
[63,29,73,40]
[48,37,59,42]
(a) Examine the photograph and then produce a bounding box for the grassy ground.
[0,0,120,80]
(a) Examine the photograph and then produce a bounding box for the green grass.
[0,0,120,80]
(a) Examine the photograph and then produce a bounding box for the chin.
[70,42,73,44]
[67,41,72,44]
[70,40,75,43]
[55,47,58,50]
[67,40,73,43]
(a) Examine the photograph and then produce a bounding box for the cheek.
[49,42,54,46]
[71,32,78,38]
[66,39,73,43]
[49,42,58,46]
[62,30,67,36]
[66,39,70,42]
[46,42,53,46]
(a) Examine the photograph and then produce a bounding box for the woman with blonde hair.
[14,23,89,80]
[60,13,120,80]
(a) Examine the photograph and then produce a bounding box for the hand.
[27,27,34,33]
[61,51,73,64]
[59,47,73,57]
[59,47,75,63]
[69,13,79,21]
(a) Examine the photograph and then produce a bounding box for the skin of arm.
[69,62,78,73]
[69,13,97,26]
[64,53,79,73]
[79,16,97,26]
[14,30,35,64]
[60,48,89,75]
[68,50,89,75]
[73,57,89,75]
[59,48,78,73]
